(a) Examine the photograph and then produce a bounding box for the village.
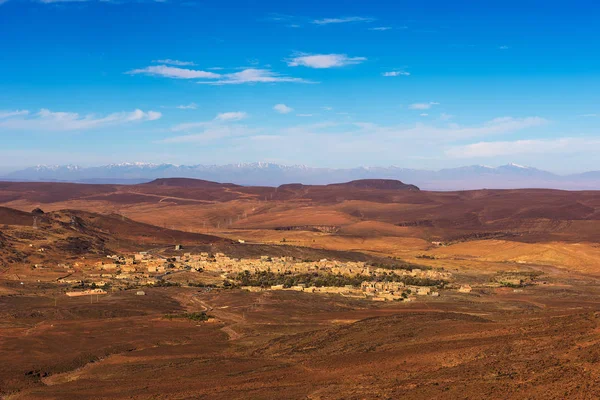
[48,245,464,302]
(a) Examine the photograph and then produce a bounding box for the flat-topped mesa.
[142,178,240,188]
[327,179,420,191]
[277,183,306,191]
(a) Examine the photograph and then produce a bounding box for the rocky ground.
[2,275,600,399]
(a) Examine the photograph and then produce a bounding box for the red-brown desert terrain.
[1,178,600,399]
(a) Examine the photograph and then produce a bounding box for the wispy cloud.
[580,114,597,117]
[446,137,599,158]
[0,0,10,5]
[197,69,311,85]
[40,0,88,3]
[183,116,550,165]
[264,13,303,28]
[409,102,440,110]
[440,113,454,121]
[273,104,293,114]
[164,112,255,143]
[216,111,248,121]
[127,65,220,79]
[264,13,296,22]
[498,45,510,50]
[287,53,366,68]
[172,112,247,132]
[312,16,375,25]
[383,71,410,77]
[153,59,196,66]
[176,103,198,110]
[128,64,310,85]
[0,110,29,119]
[161,125,259,144]
[296,114,314,117]
[0,109,161,131]
[350,116,548,142]
[369,26,392,31]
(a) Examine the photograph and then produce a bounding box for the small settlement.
[56,248,454,302]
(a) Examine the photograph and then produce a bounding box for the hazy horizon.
[1,160,598,176]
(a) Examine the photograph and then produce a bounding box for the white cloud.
[296,114,313,117]
[153,59,196,66]
[192,116,549,166]
[0,109,161,131]
[440,113,454,121]
[127,65,220,79]
[322,106,333,111]
[157,115,552,166]
[172,112,247,132]
[165,112,255,143]
[287,53,366,68]
[409,102,440,110]
[498,45,510,50]
[420,113,429,117]
[273,104,293,114]
[369,26,392,31]
[161,125,259,144]
[383,71,410,77]
[282,117,547,145]
[312,16,375,25]
[171,121,210,132]
[128,64,310,85]
[216,111,248,121]
[0,110,29,119]
[176,103,198,110]
[446,137,600,158]
[197,68,311,85]
[265,13,295,22]
[351,116,548,141]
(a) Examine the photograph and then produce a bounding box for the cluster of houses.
[55,249,463,301]
[361,281,439,301]
[245,280,441,302]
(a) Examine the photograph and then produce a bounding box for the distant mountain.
[2,162,599,190]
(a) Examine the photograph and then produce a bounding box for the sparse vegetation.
[234,270,446,288]
[150,280,181,287]
[368,261,429,271]
[187,282,215,288]
[492,271,543,288]
[163,312,213,322]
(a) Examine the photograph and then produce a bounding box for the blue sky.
[0,0,599,174]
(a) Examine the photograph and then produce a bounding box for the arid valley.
[0,178,599,399]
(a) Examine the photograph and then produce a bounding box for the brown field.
[1,178,600,399]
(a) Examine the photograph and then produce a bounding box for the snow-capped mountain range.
[3,162,599,190]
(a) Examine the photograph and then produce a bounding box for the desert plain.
[1,178,600,399]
